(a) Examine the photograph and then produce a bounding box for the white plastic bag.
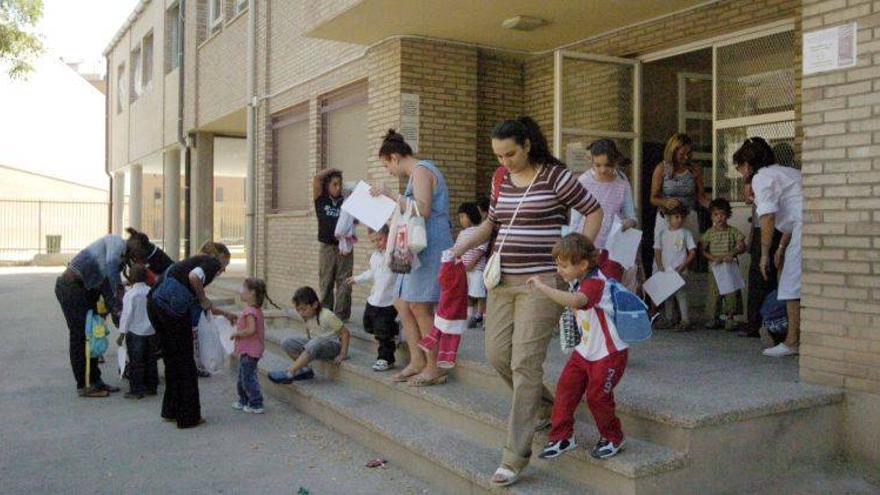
[197,313,227,374]
[214,315,236,356]
[117,344,128,378]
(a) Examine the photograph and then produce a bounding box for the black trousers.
[363,303,399,363]
[746,228,782,331]
[126,333,159,394]
[55,276,102,389]
[147,300,201,427]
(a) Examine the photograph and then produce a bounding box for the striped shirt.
[455,226,488,272]
[489,165,601,275]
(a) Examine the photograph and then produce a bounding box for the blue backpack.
[605,277,652,344]
[84,309,109,358]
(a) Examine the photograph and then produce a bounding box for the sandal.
[490,466,520,487]
[407,374,448,387]
[391,368,421,383]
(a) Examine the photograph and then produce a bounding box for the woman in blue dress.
[372,129,454,386]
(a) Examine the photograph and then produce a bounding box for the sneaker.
[77,386,109,398]
[590,438,624,459]
[243,405,265,414]
[97,382,121,393]
[232,401,245,410]
[372,359,394,372]
[704,319,722,330]
[196,369,211,378]
[291,367,315,381]
[267,370,295,384]
[538,436,577,459]
[467,315,484,329]
[763,343,798,357]
[124,392,145,400]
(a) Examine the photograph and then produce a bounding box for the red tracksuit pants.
[549,349,628,445]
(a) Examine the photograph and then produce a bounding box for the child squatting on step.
[527,233,629,460]
[268,287,351,384]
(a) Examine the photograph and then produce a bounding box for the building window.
[272,106,310,211]
[320,82,369,186]
[234,0,247,15]
[215,187,224,203]
[130,46,142,100]
[166,4,181,73]
[116,62,125,113]
[142,32,153,92]
[209,0,223,33]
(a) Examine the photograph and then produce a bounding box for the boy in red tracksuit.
[527,233,629,460]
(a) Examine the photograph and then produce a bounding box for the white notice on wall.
[400,93,420,153]
[803,22,857,75]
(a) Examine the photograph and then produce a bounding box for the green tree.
[0,0,43,79]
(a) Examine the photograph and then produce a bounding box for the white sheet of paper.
[341,181,397,231]
[711,261,746,296]
[606,217,642,269]
[643,270,685,305]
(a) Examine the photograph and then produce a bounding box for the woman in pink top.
[231,278,274,414]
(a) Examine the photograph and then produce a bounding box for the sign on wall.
[803,22,857,75]
[399,93,420,153]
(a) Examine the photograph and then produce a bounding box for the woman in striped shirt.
[451,117,603,486]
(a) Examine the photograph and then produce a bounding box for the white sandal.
[490,466,520,487]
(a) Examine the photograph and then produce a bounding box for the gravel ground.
[0,268,430,495]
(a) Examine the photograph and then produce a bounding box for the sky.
[38,0,140,69]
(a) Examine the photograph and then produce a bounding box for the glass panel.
[685,118,712,153]
[561,133,633,179]
[717,30,795,120]
[562,58,633,132]
[716,120,795,202]
[275,117,310,211]
[684,76,711,113]
[142,160,164,248]
[325,100,368,187]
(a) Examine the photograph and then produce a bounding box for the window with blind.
[321,83,368,187]
[272,108,310,211]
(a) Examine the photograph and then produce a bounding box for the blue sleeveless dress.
[395,160,454,303]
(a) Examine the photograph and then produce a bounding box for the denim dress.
[395,160,454,303]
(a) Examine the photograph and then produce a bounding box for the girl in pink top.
[231,278,273,414]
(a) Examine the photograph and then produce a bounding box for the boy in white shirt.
[118,264,158,399]
[528,234,629,461]
[653,204,696,331]
[347,225,399,371]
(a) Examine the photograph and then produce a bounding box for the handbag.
[387,204,415,274]
[483,167,542,290]
[406,199,427,255]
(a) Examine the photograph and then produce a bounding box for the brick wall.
[799,0,880,472]
[476,52,524,198]
[197,10,248,127]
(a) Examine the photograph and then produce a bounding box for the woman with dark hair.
[451,117,603,486]
[733,137,802,357]
[312,167,352,321]
[123,227,174,283]
[569,139,638,281]
[371,130,455,386]
[146,241,236,428]
[55,233,134,397]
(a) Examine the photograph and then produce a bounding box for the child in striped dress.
[456,202,489,329]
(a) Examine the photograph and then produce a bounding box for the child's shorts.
[363,303,399,339]
[282,336,341,361]
[467,270,487,298]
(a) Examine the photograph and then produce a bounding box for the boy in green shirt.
[702,198,747,331]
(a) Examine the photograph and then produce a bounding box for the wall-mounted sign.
[399,93,420,153]
[803,22,857,75]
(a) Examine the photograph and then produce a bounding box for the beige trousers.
[485,273,563,471]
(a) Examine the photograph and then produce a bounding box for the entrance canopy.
[306,0,709,52]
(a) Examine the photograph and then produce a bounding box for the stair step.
[261,326,688,490]
[256,352,591,495]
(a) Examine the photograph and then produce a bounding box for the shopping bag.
[117,344,128,378]
[197,312,227,374]
[214,315,236,355]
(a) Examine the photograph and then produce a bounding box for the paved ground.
[0,268,429,494]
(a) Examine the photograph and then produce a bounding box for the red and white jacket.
[433,252,468,335]
[574,271,629,362]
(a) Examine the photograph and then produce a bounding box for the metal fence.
[0,200,109,262]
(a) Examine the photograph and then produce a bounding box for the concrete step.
[254,351,590,495]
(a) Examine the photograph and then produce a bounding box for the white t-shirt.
[653,228,696,271]
[119,282,154,336]
[352,251,396,308]
[573,274,629,362]
[752,165,803,235]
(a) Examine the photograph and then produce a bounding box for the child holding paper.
[702,198,747,331]
[313,167,353,321]
[653,203,696,331]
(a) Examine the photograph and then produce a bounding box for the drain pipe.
[177,0,190,257]
[245,0,257,277]
[105,55,112,233]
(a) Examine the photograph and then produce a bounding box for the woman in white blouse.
[733,137,802,357]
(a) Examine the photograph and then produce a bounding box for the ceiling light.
[502,15,547,31]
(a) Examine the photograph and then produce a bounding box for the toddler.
[455,202,488,328]
[653,203,696,330]
[231,278,271,414]
[701,198,747,331]
[118,263,158,399]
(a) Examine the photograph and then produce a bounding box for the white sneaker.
[232,402,244,410]
[243,405,265,414]
[763,343,798,357]
[372,359,394,372]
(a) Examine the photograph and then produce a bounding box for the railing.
[0,200,109,262]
